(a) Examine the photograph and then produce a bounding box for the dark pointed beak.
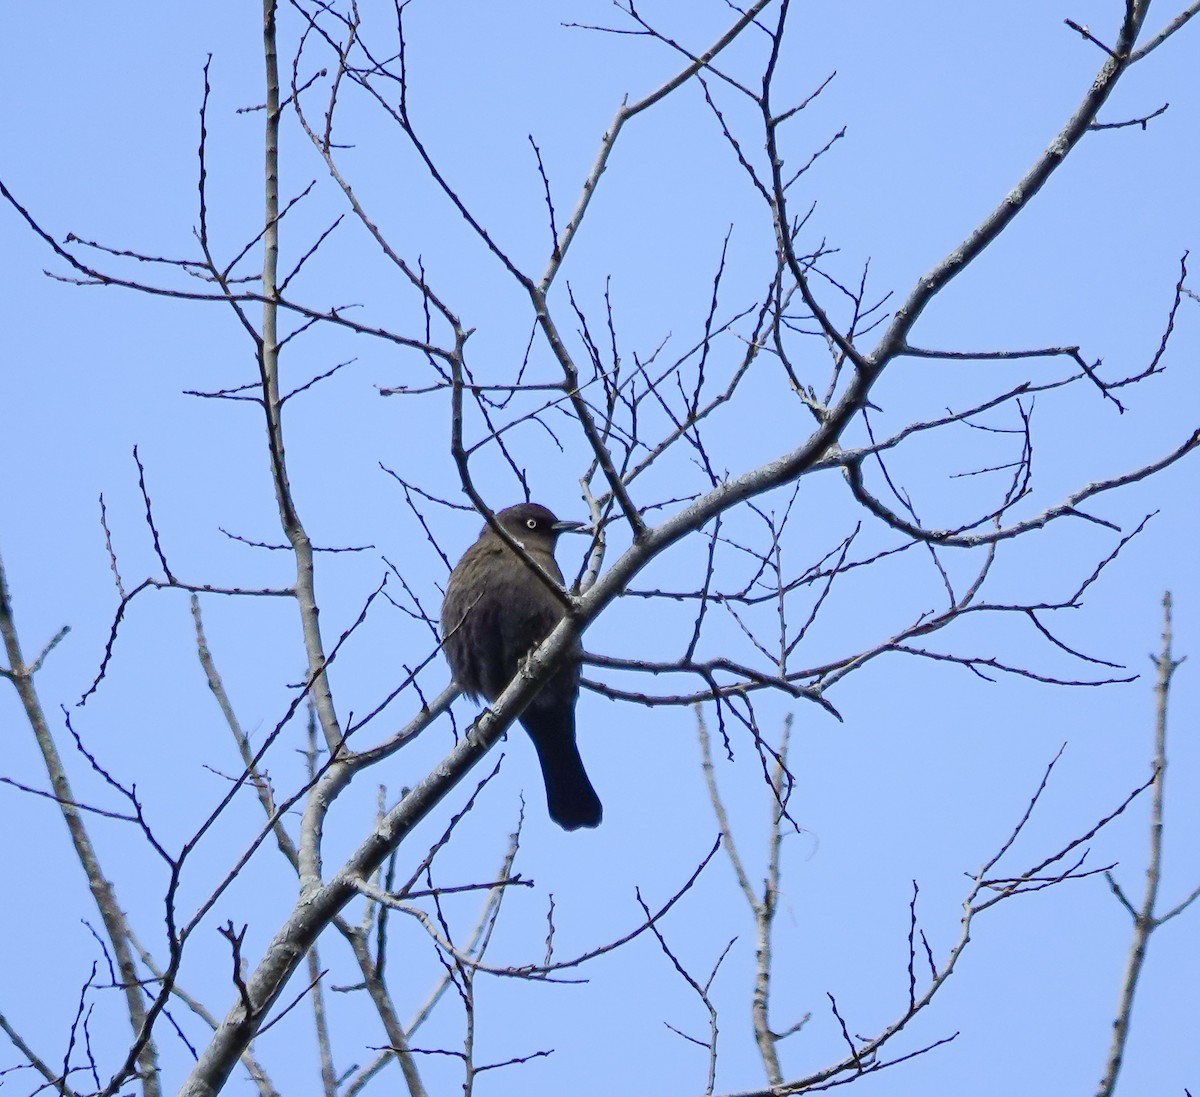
[552,519,588,534]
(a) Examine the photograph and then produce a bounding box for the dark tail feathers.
[520,710,602,831]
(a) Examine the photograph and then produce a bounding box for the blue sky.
[2,3,1199,1095]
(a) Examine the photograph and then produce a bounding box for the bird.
[440,502,602,830]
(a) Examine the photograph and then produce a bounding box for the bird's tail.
[520,711,603,831]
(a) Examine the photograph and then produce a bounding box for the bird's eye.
[526,518,538,529]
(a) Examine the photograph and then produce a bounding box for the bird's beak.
[552,519,588,534]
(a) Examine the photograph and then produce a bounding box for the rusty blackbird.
[440,503,602,830]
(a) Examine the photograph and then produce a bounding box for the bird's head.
[491,503,587,545]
